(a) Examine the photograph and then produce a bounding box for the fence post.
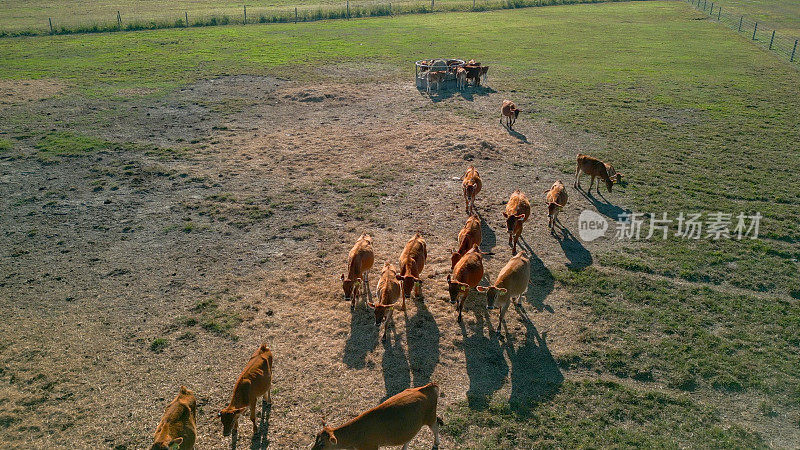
[117,11,121,27]
[709,3,713,15]
[717,6,720,20]
[48,17,53,34]
[791,40,798,62]
[738,16,742,31]
[431,0,435,10]
[769,30,775,49]
[294,7,298,23]
[702,0,706,11]
[752,22,757,40]
[185,11,189,26]
[244,5,247,24]
[347,0,350,18]
[473,0,476,8]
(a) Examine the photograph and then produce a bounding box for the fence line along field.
[1,1,799,449]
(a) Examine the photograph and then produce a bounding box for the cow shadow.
[343,303,379,369]
[457,85,497,101]
[229,400,271,450]
[577,186,630,222]
[417,82,457,103]
[557,228,592,271]
[502,123,528,143]
[476,212,496,257]
[381,320,411,400]
[406,301,440,387]
[502,322,563,415]
[460,303,508,410]
[518,238,554,313]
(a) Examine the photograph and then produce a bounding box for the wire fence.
[686,0,799,66]
[0,0,640,37]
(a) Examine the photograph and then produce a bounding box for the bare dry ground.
[0,74,795,448]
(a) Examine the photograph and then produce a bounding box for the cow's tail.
[466,184,475,199]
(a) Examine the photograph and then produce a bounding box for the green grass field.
[1,1,799,447]
[708,0,800,35]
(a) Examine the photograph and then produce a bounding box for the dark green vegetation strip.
[556,268,800,404]
[444,379,764,447]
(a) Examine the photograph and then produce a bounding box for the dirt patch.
[0,79,66,105]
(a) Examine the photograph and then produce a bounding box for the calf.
[311,383,442,450]
[150,386,197,450]
[341,233,375,309]
[367,262,402,335]
[447,245,485,323]
[426,70,446,94]
[544,180,568,232]
[500,100,520,129]
[574,153,624,193]
[451,215,482,270]
[463,65,482,86]
[219,344,273,438]
[397,232,427,305]
[503,190,530,255]
[462,165,482,215]
[479,65,489,84]
[477,252,530,334]
[456,67,467,91]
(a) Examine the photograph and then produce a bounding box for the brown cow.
[341,233,375,309]
[501,100,521,129]
[477,252,531,334]
[310,383,442,450]
[574,153,624,193]
[451,215,482,270]
[426,70,446,94]
[456,66,467,91]
[219,344,273,438]
[150,386,197,450]
[503,190,530,256]
[367,262,402,334]
[462,166,482,215]
[447,244,485,323]
[544,180,568,232]
[397,233,427,305]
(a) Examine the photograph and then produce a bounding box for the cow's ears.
[234,406,248,415]
[497,287,508,294]
[502,212,508,218]
[329,434,338,444]
[516,214,526,219]
[340,274,345,281]
[476,286,489,292]
[168,437,184,448]
[446,274,452,283]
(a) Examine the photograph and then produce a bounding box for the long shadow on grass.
[502,122,528,143]
[517,237,555,312]
[556,228,593,271]
[460,299,508,410]
[406,300,440,387]
[417,83,495,103]
[343,303,379,369]
[502,322,563,414]
[477,211,496,258]
[382,319,411,400]
[577,186,630,222]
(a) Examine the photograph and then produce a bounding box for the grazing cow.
[451,215,482,270]
[310,383,442,450]
[397,233,427,305]
[477,252,531,334]
[503,190,530,255]
[463,65,482,87]
[500,100,521,129]
[341,233,375,309]
[574,154,624,193]
[544,180,568,232]
[462,165,482,215]
[150,386,197,450]
[219,344,273,438]
[426,71,446,94]
[456,67,467,91]
[447,245,485,323]
[367,262,402,335]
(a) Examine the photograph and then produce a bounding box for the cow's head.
[503,212,526,235]
[310,425,338,449]
[514,109,520,119]
[150,437,183,450]
[397,274,422,299]
[340,274,362,302]
[476,285,508,309]
[218,405,247,437]
[366,299,399,325]
[447,274,470,304]
[604,165,624,192]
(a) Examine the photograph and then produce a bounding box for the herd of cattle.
[419,59,489,94]
[149,126,624,449]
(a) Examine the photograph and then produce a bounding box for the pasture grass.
[554,268,800,405]
[444,379,764,447]
[700,0,800,35]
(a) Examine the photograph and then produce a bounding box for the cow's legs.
[498,301,510,333]
[250,400,258,434]
[457,295,465,323]
[363,272,372,304]
[431,418,441,449]
[588,175,595,192]
[574,166,581,188]
[512,235,518,256]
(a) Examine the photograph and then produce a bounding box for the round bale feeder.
[415,58,465,90]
